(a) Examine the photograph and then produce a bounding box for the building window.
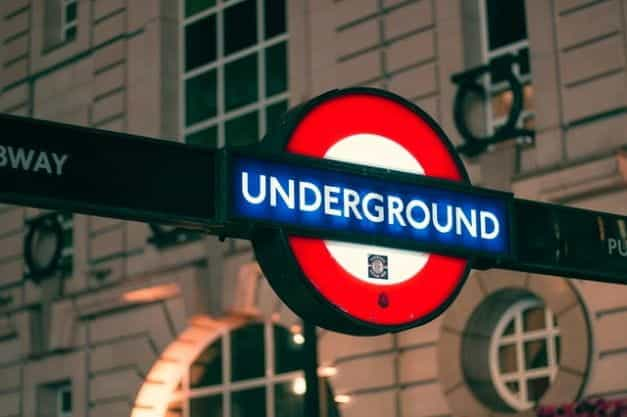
[182,0,289,148]
[490,299,560,411]
[461,290,562,413]
[38,381,72,417]
[168,322,339,417]
[480,0,534,145]
[61,0,78,42]
[43,0,78,51]
[57,384,72,417]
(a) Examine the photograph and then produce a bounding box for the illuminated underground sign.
[250,89,487,335]
[230,155,509,258]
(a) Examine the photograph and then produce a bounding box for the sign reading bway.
[0,87,626,335]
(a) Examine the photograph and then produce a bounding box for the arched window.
[167,322,340,417]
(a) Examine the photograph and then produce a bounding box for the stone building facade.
[0,1,626,417]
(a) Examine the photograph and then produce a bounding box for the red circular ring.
[284,93,469,326]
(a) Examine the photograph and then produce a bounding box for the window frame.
[478,0,533,142]
[179,0,289,148]
[170,321,306,417]
[61,0,78,42]
[489,299,560,411]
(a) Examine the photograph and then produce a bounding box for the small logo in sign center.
[368,254,388,280]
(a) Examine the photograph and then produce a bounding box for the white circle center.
[323,134,430,285]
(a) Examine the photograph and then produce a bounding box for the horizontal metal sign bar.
[503,199,627,284]
[0,115,626,284]
[0,114,216,227]
[219,150,627,283]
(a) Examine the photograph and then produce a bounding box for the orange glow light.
[122,283,180,303]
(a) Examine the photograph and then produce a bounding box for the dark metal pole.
[304,322,320,417]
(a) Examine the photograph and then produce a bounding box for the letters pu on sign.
[608,238,627,257]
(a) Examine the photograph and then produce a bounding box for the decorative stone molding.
[513,150,627,203]
[437,269,591,417]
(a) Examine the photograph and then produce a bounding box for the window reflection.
[185,16,217,71]
[275,381,304,417]
[232,387,266,417]
[191,395,223,417]
[224,0,258,56]
[274,326,305,374]
[190,340,223,388]
[231,323,265,382]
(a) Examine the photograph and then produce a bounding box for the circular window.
[490,299,561,411]
[438,271,590,417]
[459,289,563,413]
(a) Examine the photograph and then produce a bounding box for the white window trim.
[478,0,532,143]
[173,321,305,417]
[61,0,78,41]
[179,0,290,148]
[489,299,560,411]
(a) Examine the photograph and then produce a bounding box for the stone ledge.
[512,149,627,202]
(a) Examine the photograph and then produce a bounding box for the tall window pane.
[274,325,304,374]
[65,2,76,22]
[265,42,287,97]
[224,0,257,56]
[190,341,223,388]
[225,53,258,111]
[230,323,265,381]
[185,15,217,71]
[185,70,217,126]
[275,382,304,417]
[481,0,534,156]
[264,0,286,39]
[266,100,288,134]
[225,111,259,146]
[485,0,527,51]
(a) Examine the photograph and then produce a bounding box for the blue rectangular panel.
[231,156,510,257]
